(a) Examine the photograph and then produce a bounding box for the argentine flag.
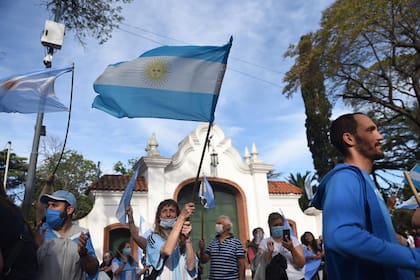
[199,175,215,209]
[409,164,420,190]
[93,37,232,122]
[0,67,72,113]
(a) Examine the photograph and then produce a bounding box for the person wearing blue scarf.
[312,113,420,280]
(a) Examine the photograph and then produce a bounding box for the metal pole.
[3,141,12,191]
[22,112,44,218]
[22,5,62,218]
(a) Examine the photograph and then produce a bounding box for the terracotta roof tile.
[268,181,304,195]
[89,174,147,192]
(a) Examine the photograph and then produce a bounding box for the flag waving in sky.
[93,37,232,122]
[199,175,215,209]
[0,67,72,113]
[116,165,141,224]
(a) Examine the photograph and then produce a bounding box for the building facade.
[78,123,322,261]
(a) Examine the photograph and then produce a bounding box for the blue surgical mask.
[271,226,284,238]
[160,218,177,229]
[45,208,65,229]
[122,247,131,256]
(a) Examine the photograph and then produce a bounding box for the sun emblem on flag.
[2,79,18,90]
[142,58,169,87]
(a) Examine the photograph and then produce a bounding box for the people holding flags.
[145,199,197,279]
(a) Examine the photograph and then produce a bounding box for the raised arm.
[126,205,147,250]
[160,202,195,256]
[36,174,54,223]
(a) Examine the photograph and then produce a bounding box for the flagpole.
[404,171,420,206]
[190,37,232,203]
[190,122,213,203]
[201,197,205,239]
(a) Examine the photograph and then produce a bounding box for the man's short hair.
[330,112,365,156]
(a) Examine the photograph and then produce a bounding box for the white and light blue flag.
[199,175,215,209]
[409,164,420,190]
[116,165,141,224]
[396,195,419,210]
[92,37,232,122]
[0,67,72,113]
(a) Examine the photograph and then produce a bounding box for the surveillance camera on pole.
[22,18,65,219]
[41,20,65,67]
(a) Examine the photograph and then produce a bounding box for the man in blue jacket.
[312,112,420,280]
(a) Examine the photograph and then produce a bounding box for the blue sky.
[0,0,346,179]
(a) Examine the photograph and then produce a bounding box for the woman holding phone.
[254,212,305,280]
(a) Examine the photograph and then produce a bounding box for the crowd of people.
[2,112,420,280]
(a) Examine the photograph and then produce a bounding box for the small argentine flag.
[92,37,232,122]
[0,67,72,113]
[199,175,215,209]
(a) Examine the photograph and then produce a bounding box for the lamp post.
[22,7,64,219]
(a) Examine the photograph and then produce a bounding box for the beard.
[355,135,384,160]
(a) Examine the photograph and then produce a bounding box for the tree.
[113,158,137,175]
[0,149,28,191]
[286,171,316,211]
[30,138,99,221]
[316,0,419,170]
[45,0,134,46]
[283,34,337,179]
[283,0,419,179]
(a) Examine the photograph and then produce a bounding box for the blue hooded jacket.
[312,163,420,280]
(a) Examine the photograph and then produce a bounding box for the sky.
[0,0,346,180]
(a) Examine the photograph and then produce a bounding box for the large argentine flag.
[93,37,232,122]
[0,67,72,113]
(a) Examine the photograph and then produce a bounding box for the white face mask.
[215,223,224,234]
[160,218,177,229]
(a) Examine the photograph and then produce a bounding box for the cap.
[41,190,77,210]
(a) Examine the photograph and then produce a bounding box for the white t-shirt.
[259,236,305,280]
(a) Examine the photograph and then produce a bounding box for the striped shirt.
[205,235,245,280]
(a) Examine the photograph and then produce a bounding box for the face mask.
[271,226,284,238]
[254,230,264,244]
[215,223,224,234]
[160,218,177,229]
[45,208,66,229]
[122,247,131,256]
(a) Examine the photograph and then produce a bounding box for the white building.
[78,123,322,262]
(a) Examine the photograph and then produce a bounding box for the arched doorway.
[103,224,139,261]
[176,177,249,278]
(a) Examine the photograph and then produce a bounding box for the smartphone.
[283,229,290,241]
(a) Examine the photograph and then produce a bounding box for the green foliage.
[316,0,419,170]
[0,149,27,190]
[284,0,419,180]
[44,0,133,45]
[113,158,137,175]
[33,148,98,221]
[286,171,316,211]
[283,34,337,178]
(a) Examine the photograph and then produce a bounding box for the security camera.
[43,53,53,67]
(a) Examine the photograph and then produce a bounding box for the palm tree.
[286,171,316,211]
